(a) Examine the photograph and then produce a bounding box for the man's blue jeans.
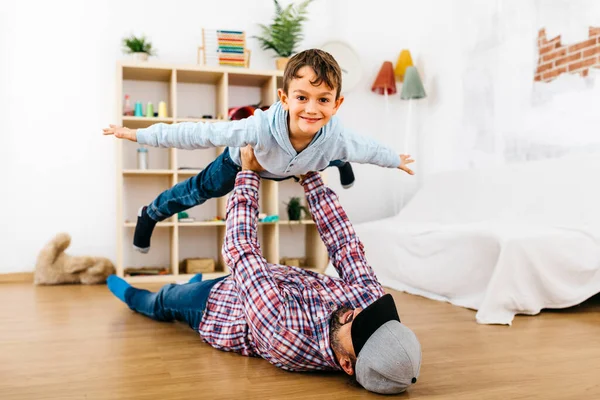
[124,275,229,331]
[146,147,346,222]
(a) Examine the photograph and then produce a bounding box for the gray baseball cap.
[351,294,422,394]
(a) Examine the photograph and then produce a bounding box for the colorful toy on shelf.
[134,101,143,117]
[198,29,250,67]
[260,215,279,223]
[123,95,134,116]
[228,103,270,121]
[178,212,195,223]
[180,258,215,274]
[137,147,148,170]
[158,101,168,118]
[145,102,154,118]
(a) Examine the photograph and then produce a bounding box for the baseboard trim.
[0,272,34,283]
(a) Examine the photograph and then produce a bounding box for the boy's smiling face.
[279,66,344,139]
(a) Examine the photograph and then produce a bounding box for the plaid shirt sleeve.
[301,172,383,295]
[222,171,284,354]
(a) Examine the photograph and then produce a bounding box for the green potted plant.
[122,34,156,62]
[286,197,310,221]
[254,0,313,70]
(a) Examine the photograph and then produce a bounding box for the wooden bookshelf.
[115,61,329,282]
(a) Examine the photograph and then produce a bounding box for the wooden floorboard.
[0,282,598,399]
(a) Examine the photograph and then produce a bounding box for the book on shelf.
[124,267,170,276]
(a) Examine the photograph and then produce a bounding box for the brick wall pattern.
[535,27,600,82]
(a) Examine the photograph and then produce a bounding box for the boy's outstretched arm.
[103,124,138,141]
[398,154,415,175]
[300,172,383,294]
[337,128,415,175]
[102,117,259,150]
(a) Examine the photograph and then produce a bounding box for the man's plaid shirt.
[198,171,385,371]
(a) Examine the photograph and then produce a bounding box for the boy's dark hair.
[283,49,342,99]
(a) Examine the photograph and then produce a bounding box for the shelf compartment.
[229,74,277,111]
[176,148,217,171]
[279,220,328,273]
[277,179,312,221]
[177,70,225,84]
[122,174,176,223]
[178,226,224,273]
[121,228,173,275]
[122,64,173,82]
[122,141,172,170]
[176,77,226,121]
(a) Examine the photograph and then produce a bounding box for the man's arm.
[300,172,383,292]
[222,170,284,353]
[103,117,258,150]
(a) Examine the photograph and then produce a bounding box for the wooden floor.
[0,283,599,400]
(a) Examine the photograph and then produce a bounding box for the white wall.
[333,0,600,215]
[2,0,599,273]
[0,0,335,273]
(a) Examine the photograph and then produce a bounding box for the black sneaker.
[133,206,157,254]
[337,162,355,189]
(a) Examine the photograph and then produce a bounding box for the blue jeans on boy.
[125,275,229,331]
[146,147,346,222]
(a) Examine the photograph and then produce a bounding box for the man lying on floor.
[107,145,422,395]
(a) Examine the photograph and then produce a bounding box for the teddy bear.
[34,232,116,285]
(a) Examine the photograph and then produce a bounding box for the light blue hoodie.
[137,101,401,179]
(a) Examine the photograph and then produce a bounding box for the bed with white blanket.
[326,154,600,325]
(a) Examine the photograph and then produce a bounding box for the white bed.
[327,154,600,325]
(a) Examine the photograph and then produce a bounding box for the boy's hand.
[102,125,137,142]
[398,154,415,175]
[240,145,265,172]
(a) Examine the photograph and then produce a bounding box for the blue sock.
[107,275,131,303]
[188,273,203,284]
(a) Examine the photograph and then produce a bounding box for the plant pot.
[276,57,289,71]
[132,52,149,62]
[287,208,301,221]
